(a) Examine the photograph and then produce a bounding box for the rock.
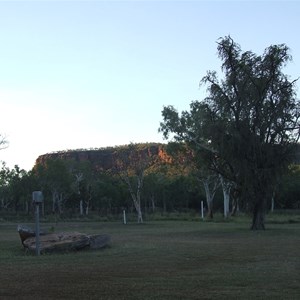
[23,232,91,253]
[17,224,48,245]
[88,234,111,250]
[34,143,172,172]
[18,225,111,253]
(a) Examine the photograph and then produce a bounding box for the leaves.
[159,36,300,228]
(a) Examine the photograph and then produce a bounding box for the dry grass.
[0,220,299,299]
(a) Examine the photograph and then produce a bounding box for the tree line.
[0,143,299,223]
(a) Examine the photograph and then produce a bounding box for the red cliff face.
[158,147,173,164]
[34,143,172,171]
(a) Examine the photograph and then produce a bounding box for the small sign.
[32,191,43,204]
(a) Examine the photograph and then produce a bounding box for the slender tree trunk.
[85,186,92,216]
[136,205,143,223]
[124,176,144,223]
[202,177,219,219]
[204,184,214,219]
[230,187,240,216]
[271,190,275,212]
[52,191,57,213]
[80,200,83,216]
[134,192,143,223]
[150,195,155,213]
[130,193,143,223]
[220,176,230,218]
[231,198,238,216]
[223,191,230,218]
[58,193,63,214]
[85,197,90,216]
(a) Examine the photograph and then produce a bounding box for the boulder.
[17,225,111,254]
[17,224,48,245]
[23,232,90,253]
[88,234,111,250]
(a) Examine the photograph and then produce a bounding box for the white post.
[201,201,204,220]
[123,210,127,225]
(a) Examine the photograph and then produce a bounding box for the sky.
[0,0,299,171]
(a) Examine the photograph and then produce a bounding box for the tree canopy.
[160,36,300,229]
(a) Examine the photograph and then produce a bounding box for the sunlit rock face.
[34,143,172,171]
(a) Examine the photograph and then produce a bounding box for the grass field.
[0,217,299,299]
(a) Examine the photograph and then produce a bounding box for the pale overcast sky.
[0,0,299,170]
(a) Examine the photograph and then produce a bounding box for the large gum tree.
[160,36,300,230]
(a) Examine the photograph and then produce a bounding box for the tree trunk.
[137,206,143,223]
[251,198,266,230]
[85,199,90,216]
[223,191,230,218]
[80,200,83,216]
[220,176,230,218]
[231,198,238,216]
[58,193,63,214]
[207,201,213,219]
[202,177,219,219]
[150,195,155,213]
[121,171,144,223]
[85,186,92,216]
[230,187,240,216]
[271,190,275,212]
[52,191,57,213]
[250,174,271,230]
[133,194,143,223]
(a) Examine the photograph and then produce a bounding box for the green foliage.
[1,141,299,220]
[277,164,300,209]
[160,36,300,229]
[0,163,37,212]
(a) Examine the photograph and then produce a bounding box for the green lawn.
[0,219,299,299]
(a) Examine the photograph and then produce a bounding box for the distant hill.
[34,143,173,172]
[34,142,300,173]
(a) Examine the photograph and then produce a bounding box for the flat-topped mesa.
[34,143,172,171]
